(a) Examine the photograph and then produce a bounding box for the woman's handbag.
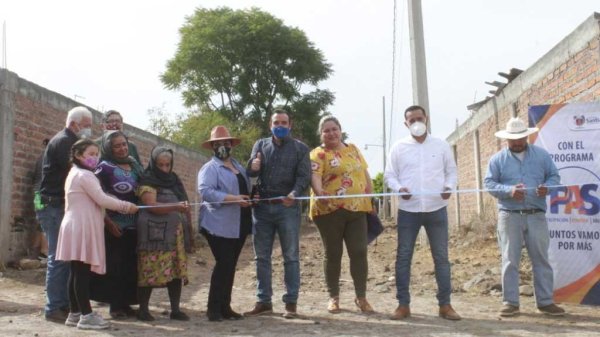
[367,213,384,244]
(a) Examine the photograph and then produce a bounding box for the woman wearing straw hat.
[197,125,253,322]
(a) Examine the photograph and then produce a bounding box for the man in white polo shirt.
[384,105,460,321]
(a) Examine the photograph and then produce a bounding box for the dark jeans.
[68,261,92,315]
[395,207,451,306]
[202,229,248,315]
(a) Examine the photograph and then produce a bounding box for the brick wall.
[446,13,600,233]
[1,70,209,262]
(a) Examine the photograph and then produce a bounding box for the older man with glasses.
[99,110,141,164]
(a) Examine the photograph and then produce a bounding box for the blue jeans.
[252,203,301,304]
[37,205,69,314]
[395,207,451,306]
[497,211,554,307]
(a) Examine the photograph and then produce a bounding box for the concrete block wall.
[1,69,209,263]
[446,13,600,234]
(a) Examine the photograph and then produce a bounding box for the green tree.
[148,107,260,161]
[161,7,334,146]
[372,172,384,194]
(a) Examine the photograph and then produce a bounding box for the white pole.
[407,0,431,132]
[2,21,6,69]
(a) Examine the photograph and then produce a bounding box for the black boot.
[167,279,189,321]
[222,306,243,320]
[136,287,155,321]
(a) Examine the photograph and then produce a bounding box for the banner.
[529,102,600,305]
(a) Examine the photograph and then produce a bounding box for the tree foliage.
[159,7,334,150]
[148,107,261,161]
[372,172,384,194]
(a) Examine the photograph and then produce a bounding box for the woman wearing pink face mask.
[56,139,138,330]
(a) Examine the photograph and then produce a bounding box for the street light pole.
[364,96,389,219]
[382,96,388,218]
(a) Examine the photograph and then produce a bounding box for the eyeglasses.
[105,119,122,124]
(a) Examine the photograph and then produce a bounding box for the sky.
[2,0,599,175]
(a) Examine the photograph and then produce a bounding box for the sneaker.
[65,312,81,327]
[538,304,566,316]
[499,304,520,317]
[77,312,110,330]
[282,303,298,319]
[243,302,273,317]
[44,309,68,323]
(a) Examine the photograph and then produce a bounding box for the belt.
[500,208,544,215]
[40,195,64,206]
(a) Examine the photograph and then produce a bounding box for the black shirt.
[40,128,79,199]
[32,154,44,192]
[236,172,252,237]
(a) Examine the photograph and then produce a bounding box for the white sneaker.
[77,312,110,330]
[65,312,81,327]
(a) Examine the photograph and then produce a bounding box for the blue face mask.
[271,126,290,138]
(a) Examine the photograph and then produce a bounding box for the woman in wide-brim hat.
[197,125,253,321]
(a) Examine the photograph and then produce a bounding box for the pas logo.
[550,167,600,216]
[573,115,586,126]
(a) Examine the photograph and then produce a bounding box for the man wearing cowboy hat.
[484,116,565,317]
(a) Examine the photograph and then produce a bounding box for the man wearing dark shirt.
[39,106,93,322]
[99,110,141,164]
[31,139,50,258]
[243,110,310,319]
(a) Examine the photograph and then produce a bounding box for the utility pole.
[382,96,388,218]
[2,21,7,69]
[407,0,431,132]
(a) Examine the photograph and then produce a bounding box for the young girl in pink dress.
[56,139,138,330]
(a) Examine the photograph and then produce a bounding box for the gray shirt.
[247,136,311,198]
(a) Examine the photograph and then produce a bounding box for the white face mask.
[77,127,92,139]
[409,121,427,137]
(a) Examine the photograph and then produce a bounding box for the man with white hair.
[39,106,93,322]
[484,116,565,317]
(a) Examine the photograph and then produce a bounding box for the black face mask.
[213,145,232,160]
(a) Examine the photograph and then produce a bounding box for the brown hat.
[201,125,241,149]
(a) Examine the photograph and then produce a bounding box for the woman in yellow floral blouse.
[310,116,374,314]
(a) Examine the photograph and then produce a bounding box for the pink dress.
[56,166,132,274]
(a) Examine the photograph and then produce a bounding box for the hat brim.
[201,137,241,149]
[494,127,539,139]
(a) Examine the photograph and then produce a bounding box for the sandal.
[327,297,341,314]
[354,297,374,313]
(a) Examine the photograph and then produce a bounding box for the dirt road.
[1,222,599,336]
